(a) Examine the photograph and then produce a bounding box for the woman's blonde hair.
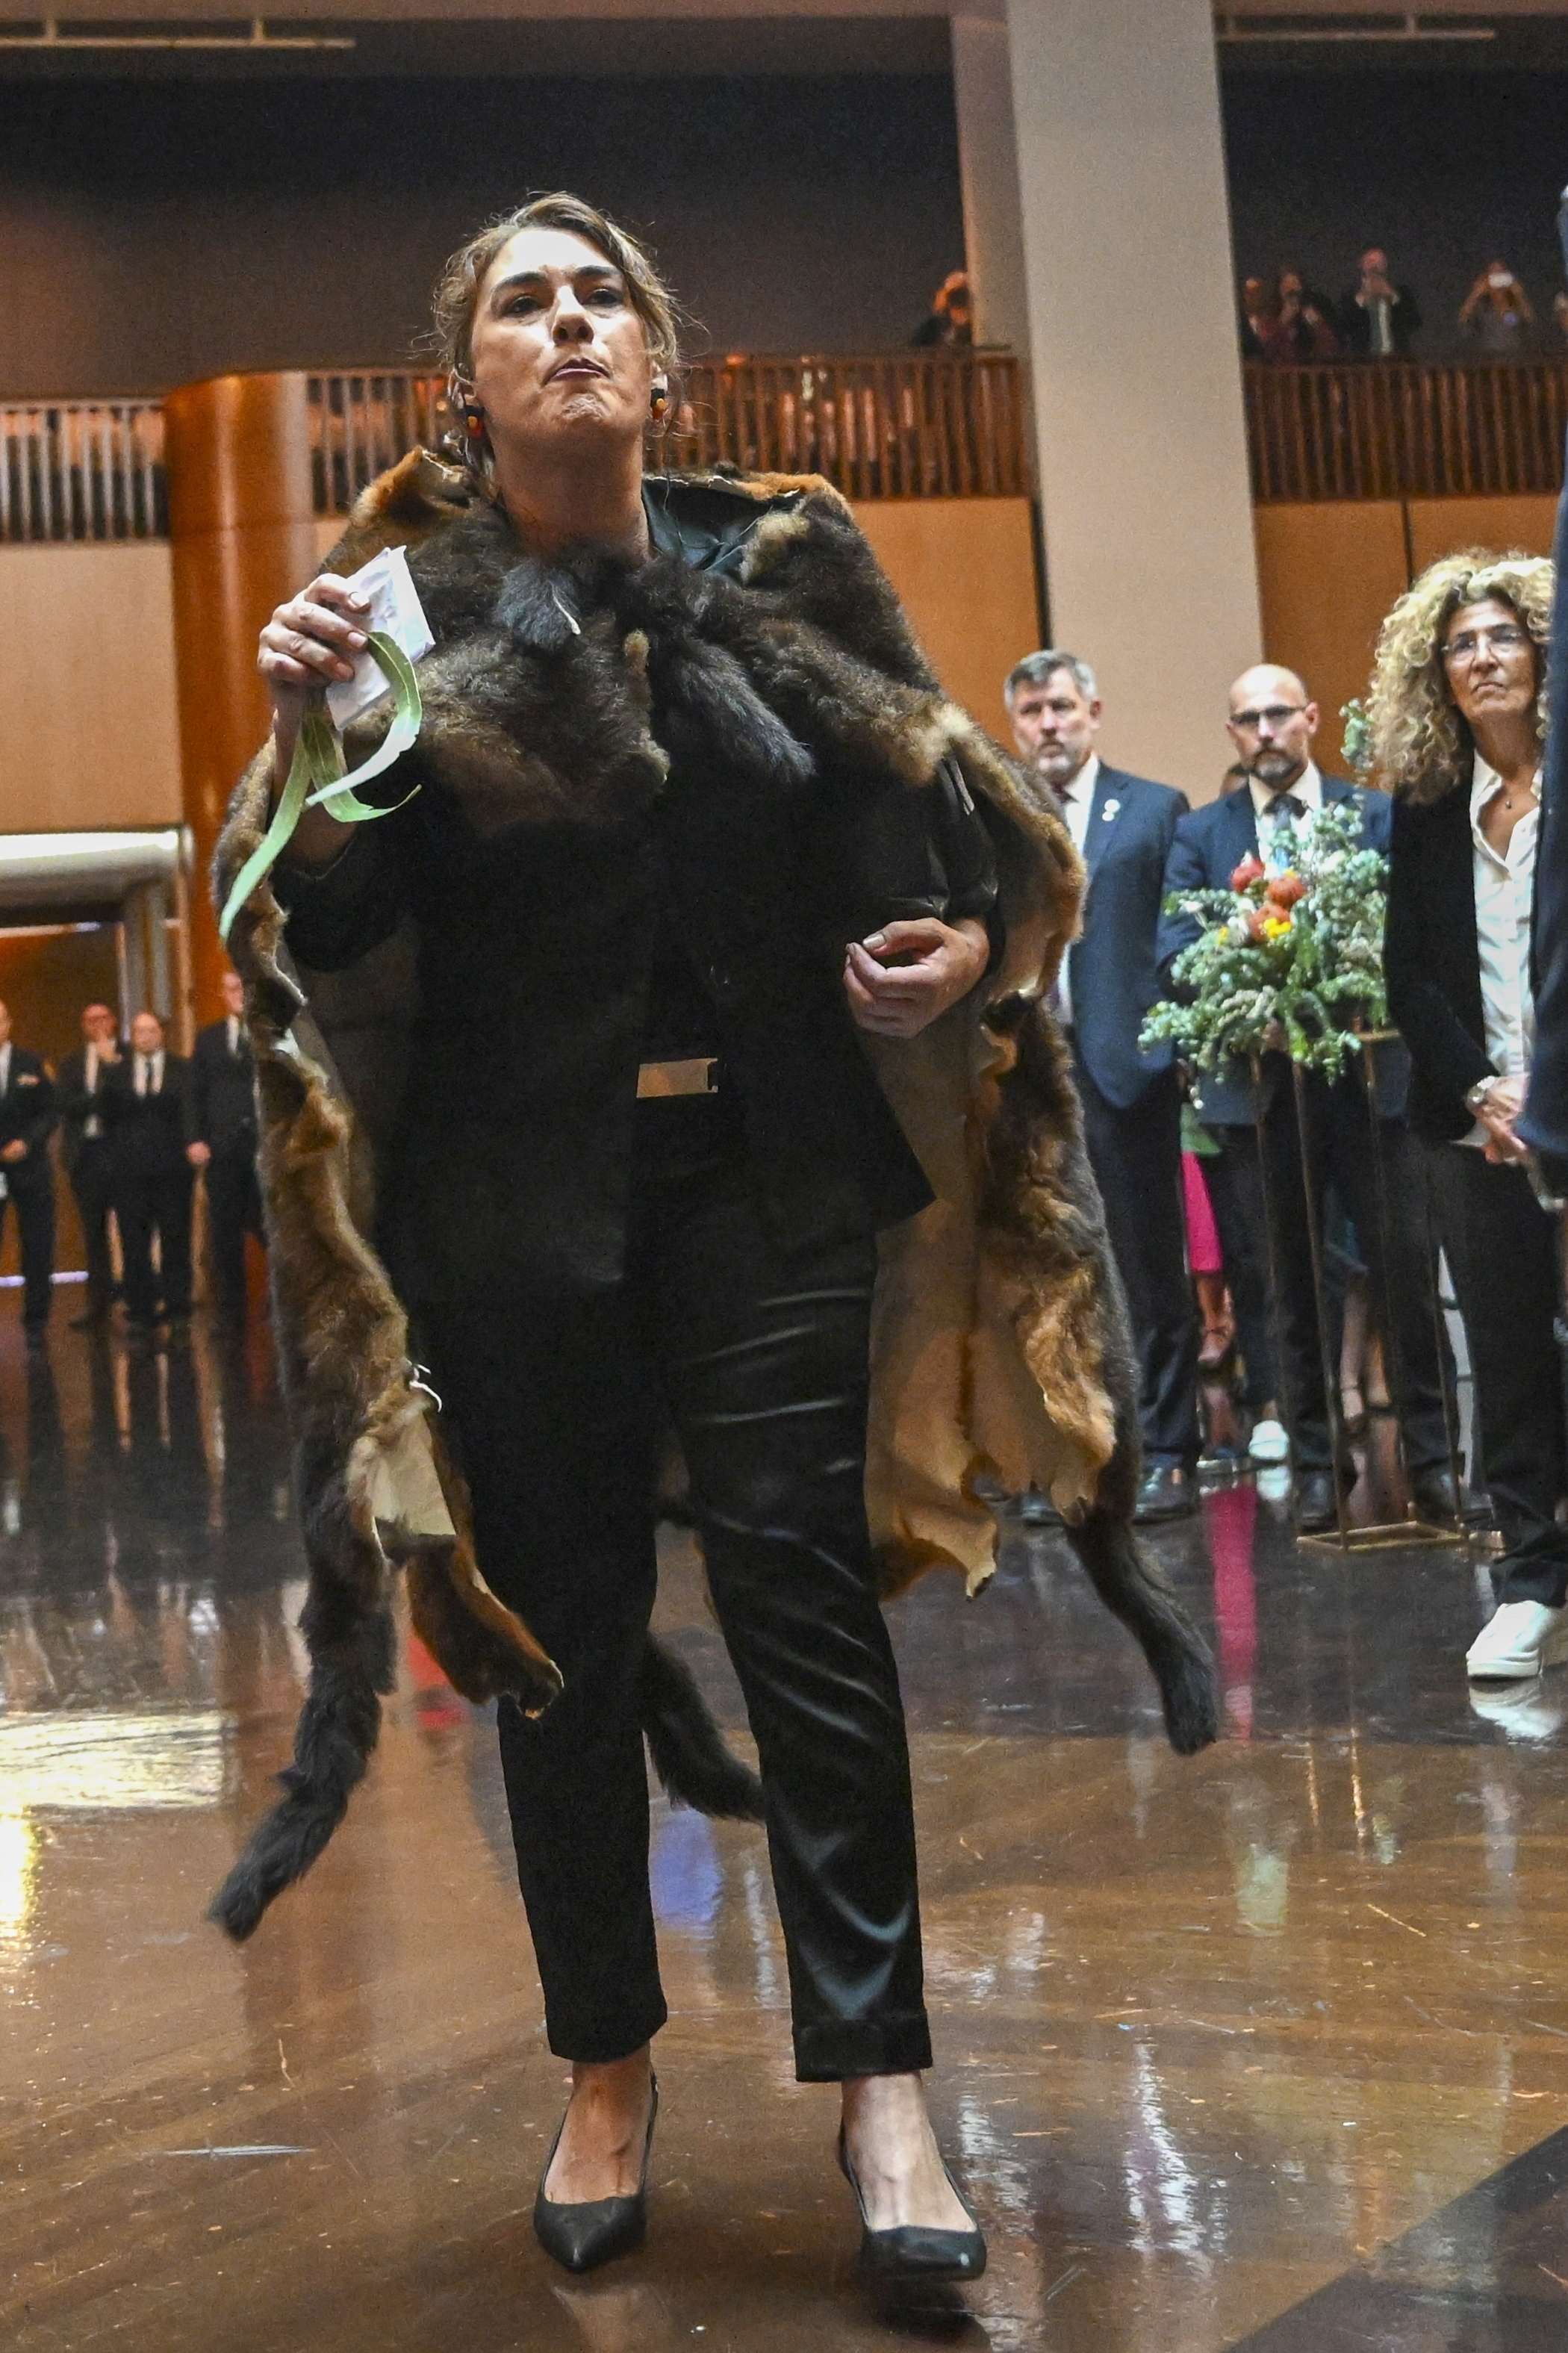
[1366,547,1553,803]
[431,191,682,390]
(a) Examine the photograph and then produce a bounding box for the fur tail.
[208,1609,395,1942]
[1065,1514,1219,1755]
[640,1635,766,1821]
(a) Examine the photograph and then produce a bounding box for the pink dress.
[1182,1151,1223,1277]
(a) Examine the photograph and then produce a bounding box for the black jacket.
[1339,282,1422,357]
[1519,429,1568,1163]
[1061,764,1189,1110]
[0,1047,56,1190]
[276,476,1000,1301]
[103,1054,193,1181]
[1384,783,1499,1143]
[56,1042,122,1173]
[189,1018,257,1157]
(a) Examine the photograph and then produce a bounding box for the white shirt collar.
[1057,751,1100,805]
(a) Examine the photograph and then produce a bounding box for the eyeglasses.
[1231,703,1306,733]
[1442,624,1528,666]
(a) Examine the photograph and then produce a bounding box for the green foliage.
[1139,801,1388,1080]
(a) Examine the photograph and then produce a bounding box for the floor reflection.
[1,1308,1566,2350]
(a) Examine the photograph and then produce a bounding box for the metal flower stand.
[1247,1036,1471,1555]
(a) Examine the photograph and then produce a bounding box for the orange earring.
[650,383,670,421]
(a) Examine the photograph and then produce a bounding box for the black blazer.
[1519,441,1568,1163]
[1157,772,1405,1126]
[1339,282,1422,357]
[1384,783,1499,1143]
[1063,764,1189,1109]
[103,1054,193,1182]
[0,1047,56,1191]
[56,1042,123,1173]
[189,1019,257,1157]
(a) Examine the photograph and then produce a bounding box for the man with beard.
[1157,665,1454,1532]
[1006,651,1200,1520]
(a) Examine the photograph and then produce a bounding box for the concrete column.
[950,15,1030,355]
[163,372,318,1021]
[1005,0,1260,797]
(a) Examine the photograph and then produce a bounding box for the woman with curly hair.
[1375,548,1568,1681]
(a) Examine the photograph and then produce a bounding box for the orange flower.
[1266,871,1307,910]
[1231,854,1266,892]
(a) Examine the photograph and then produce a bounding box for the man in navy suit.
[1007,652,1201,1520]
[1157,664,1453,1530]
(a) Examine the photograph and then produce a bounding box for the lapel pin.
[1101,798,1120,821]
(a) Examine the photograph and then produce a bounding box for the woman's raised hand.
[844,918,989,1039]
[255,574,372,864]
[258,574,372,730]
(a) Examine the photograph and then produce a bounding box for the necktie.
[1264,792,1305,867]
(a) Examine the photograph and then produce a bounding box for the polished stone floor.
[2,1308,1567,2350]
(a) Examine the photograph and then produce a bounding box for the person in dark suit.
[1157,664,1453,1532]
[1519,241,1568,1184]
[1339,247,1422,358]
[103,1010,194,1335]
[0,1000,57,1338]
[55,1000,123,1330]
[187,969,263,1326]
[1378,551,1567,1681]
[1006,650,1200,1519]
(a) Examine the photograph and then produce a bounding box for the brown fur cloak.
[209,454,1216,1939]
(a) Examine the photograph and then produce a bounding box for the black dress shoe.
[1295,1468,1348,1533]
[1410,1466,1463,1524]
[1133,1464,1198,1523]
[533,2077,658,2275]
[837,2127,987,2285]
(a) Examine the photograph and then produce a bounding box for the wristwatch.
[1465,1077,1499,1113]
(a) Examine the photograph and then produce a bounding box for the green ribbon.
[218,629,423,945]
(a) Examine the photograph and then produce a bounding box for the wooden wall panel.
[1254,503,1410,782]
[0,546,182,833]
[1405,494,1560,573]
[853,498,1040,746]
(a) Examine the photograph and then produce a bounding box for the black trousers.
[1425,1146,1568,1607]
[417,1096,930,2082]
[68,1141,115,1312]
[204,1147,264,1323]
[1073,1052,1200,1467]
[0,1172,55,1326]
[1214,1078,1449,1473]
[116,1169,194,1322]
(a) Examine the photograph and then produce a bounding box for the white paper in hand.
[324,544,435,730]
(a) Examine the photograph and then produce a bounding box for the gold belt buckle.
[636,1057,718,1100]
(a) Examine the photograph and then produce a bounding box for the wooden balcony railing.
[14,355,1567,545]
[0,401,165,543]
[1245,358,1568,503]
[307,352,1033,515]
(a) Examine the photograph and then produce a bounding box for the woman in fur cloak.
[211,193,1216,2281]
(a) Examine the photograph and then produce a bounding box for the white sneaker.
[1248,1417,1290,1466]
[1465,1600,1568,1681]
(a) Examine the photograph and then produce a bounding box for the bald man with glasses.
[1156,665,1454,1532]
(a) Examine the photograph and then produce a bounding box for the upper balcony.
[6,352,1568,545]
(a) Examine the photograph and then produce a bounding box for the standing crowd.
[1004,538,1566,1685]
[0,972,263,1344]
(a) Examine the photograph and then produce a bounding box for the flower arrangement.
[1139,801,1389,1078]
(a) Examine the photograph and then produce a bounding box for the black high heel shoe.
[533,2075,659,2275]
[837,2125,987,2284]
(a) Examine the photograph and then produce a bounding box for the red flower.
[1245,906,1272,943]
[1231,854,1266,892]
[1266,871,1307,909]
